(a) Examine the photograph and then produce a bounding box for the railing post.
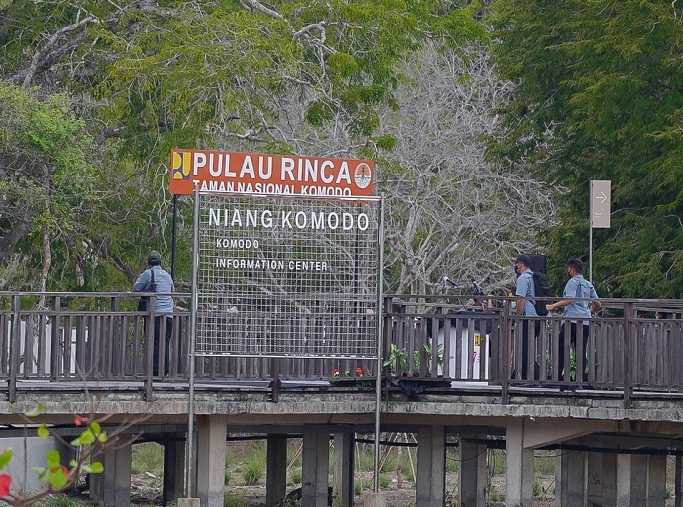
[501,300,511,404]
[623,302,633,409]
[8,296,20,403]
[50,296,61,381]
[145,295,156,401]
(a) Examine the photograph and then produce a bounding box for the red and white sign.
[169,149,375,197]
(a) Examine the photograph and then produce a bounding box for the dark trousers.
[153,316,173,377]
[558,323,590,381]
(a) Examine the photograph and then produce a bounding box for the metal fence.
[0,292,682,406]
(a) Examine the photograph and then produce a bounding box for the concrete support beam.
[163,439,186,504]
[506,421,534,507]
[554,451,585,507]
[302,429,330,507]
[266,434,288,507]
[647,455,666,507]
[616,454,647,506]
[676,456,683,507]
[196,416,227,507]
[90,441,132,507]
[416,426,446,507]
[459,440,487,507]
[334,432,355,507]
[587,452,616,507]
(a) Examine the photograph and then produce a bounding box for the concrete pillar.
[616,454,647,506]
[196,416,226,507]
[302,429,330,507]
[506,421,533,507]
[90,441,132,507]
[554,451,586,507]
[459,440,487,507]
[647,455,666,507]
[266,434,288,507]
[163,439,186,504]
[676,455,683,507]
[587,452,617,507]
[416,426,446,507]
[334,432,355,507]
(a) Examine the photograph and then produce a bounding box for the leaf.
[97,432,108,443]
[25,404,44,417]
[78,429,95,446]
[47,467,68,490]
[89,461,104,474]
[37,424,49,438]
[46,449,60,468]
[0,450,11,471]
[89,421,101,436]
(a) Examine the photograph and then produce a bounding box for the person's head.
[566,257,584,277]
[148,250,162,267]
[513,255,532,275]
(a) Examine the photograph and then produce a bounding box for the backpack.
[137,268,157,312]
[532,271,551,316]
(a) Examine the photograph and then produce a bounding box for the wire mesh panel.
[195,192,381,358]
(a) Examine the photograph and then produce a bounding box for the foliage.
[0,0,484,292]
[0,406,110,505]
[131,443,164,476]
[490,0,683,297]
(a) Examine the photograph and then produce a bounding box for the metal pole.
[185,189,200,498]
[170,194,178,281]
[589,180,593,282]
[373,196,385,493]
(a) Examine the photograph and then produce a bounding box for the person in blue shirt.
[545,258,600,381]
[513,255,537,378]
[133,251,175,376]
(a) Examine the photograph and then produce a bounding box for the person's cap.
[514,254,532,267]
[148,250,162,264]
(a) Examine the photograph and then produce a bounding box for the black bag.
[533,271,551,316]
[137,268,156,312]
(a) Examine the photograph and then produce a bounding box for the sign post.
[171,149,383,498]
[590,180,611,282]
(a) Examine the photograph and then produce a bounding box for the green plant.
[36,496,76,507]
[224,493,248,507]
[379,474,391,489]
[225,469,231,485]
[288,468,302,485]
[242,454,264,485]
[533,479,542,498]
[412,341,445,375]
[132,442,164,475]
[383,344,408,374]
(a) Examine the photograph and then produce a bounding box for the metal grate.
[195,192,381,358]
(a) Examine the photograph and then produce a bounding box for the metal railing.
[0,292,682,406]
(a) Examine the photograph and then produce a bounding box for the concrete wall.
[1,436,59,494]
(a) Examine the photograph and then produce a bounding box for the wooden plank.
[431,317,438,378]
[454,318,463,380]
[480,319,488,381]
[119,315,128,379]
[159,316,167,378]
[63,316,72,379]
[407,316,415,375]
[133,316,142,377]
[576,322,585,388]
[0,314,8,377]
[551,318,560,382]
[539,320,547,382]
[442,317,451,378]
[514,319,523,381]
[563,321,571,383]
[467,318,475,380]
[527,320,536,382]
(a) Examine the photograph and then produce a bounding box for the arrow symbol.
[594,191,608,204]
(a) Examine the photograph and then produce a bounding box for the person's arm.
[132,270,149,292]
[547,299,572,312]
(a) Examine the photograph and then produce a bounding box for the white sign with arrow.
[591,180,611,228]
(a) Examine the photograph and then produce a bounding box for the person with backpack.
[513,255,541,378]
[545,258,600,382]
[133,250,175,376]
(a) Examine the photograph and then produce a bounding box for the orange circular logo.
[354,163,372,189]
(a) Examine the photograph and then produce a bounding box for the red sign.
[169,149,375,197]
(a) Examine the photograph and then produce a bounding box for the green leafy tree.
[489,0,683,297]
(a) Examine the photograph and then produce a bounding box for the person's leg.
[558,325,566,381]
[165,316,173,376]
[570,323,578,381]
[583,324,590,382]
